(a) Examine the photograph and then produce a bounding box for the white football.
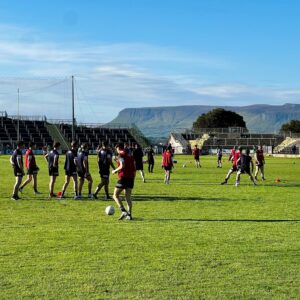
[105,205,115,215]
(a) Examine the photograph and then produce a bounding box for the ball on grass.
[105,205,115,215]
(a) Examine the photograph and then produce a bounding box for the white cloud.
[0,23,299,123]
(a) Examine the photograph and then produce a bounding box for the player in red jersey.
[19,141,40,194]
[221,146,241,185]
[254,145,266,181]
[192,145,201,168]
[162,145,173,184]
[112,143,136,220]
[229,145,238,161]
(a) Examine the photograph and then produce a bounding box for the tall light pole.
[71,75,75,141]
[17,88,20,141]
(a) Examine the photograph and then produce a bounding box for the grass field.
[0,154,299,299]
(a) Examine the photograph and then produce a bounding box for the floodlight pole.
[17,88,20,141]
[71,75,75,141]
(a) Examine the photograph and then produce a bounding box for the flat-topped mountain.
[110,103,300,137]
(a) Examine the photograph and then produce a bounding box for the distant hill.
[109,104,300,137]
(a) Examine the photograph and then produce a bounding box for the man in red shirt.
[192,145,201,168]
[162,145,173,184]
[19,141,40,194]
[221,146,241,185]
[254,145,266,181]
[112,143,136,220]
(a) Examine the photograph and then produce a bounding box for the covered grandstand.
[0,111,149,153]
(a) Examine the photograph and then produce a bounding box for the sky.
[0,0,300,123]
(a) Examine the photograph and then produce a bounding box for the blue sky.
[0,0,300,123]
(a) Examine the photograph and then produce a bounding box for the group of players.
[192,144,266,187]
[9,140,157,220]
[9,140,265,219]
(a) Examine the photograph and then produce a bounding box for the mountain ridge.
[109,103,300,137]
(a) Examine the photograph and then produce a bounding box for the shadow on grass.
[133,218,300,223]
[134,195,245,202]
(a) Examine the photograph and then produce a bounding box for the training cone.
[57,191,62,197]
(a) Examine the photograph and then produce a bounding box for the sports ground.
[0,154,299,299]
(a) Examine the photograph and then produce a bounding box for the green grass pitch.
[0,154,299,299]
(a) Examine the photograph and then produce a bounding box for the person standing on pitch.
[217,146,223,168]
[192,144,201,168]
[112,143,136,220]
[254,145,266,181]
[133,143,146,182]
[93,141,115,200]
[10,141,25,200]
[45,142,60,198]
[60,141,80,199]
[162,145,173,184]
[19,141,40,194]
[235,148,256,187]
[146,145,155,173]
[77,143,93,199]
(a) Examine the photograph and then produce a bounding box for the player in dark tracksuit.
[235,148,256,187]
[77,143,93,199]
[10,141,25,200]
[93,141,115,200]
[60,141,79,199]
[45,142,60,198]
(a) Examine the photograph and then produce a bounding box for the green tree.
[280,120,300,133]
[192,108,246,130]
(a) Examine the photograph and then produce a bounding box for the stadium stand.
[0,112,147,151]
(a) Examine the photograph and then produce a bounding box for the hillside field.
[0,154,299,299]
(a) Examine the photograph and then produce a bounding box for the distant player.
[254,145,266,181]
[221,146,241,185]
[77,143,93,199]
[112,143,136,220]
[133,143,146,182]
[19,141,40,194]
[93,141,115,200]
[146,145,155,173]
[162,145,173,184]
[229,145,238,161]
[45,142,60,198]
[192,145,201,168]
[217,146,223,168]
[60,141,80,199]
[10,141,25,200]
[235,148,256,187]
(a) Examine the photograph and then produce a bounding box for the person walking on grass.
[19,141,41,195]
[162,145,173,184]
[60,141,80,199]
[217,146,223,168]
[93,141,115,200]
[10,141,25,200]
[112,143,136,220]
[254,145,266,181]
[133,143,146,182]
[192,144,201,168]
[77,143,93,199]
[146,145,155,173]
[45,142,60,198]
[235,148,256,187]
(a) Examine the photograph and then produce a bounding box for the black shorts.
[230,165,238,172]
[237,167,251,175]
[27,167,39,175]
[115,178,134,189]
[194,156,200,161]
[100,172,110,179]
[65,170,77,177]
[164,166,172,171]
[135,162,143,171]
[49,166,59,176]
[13,167,24,177]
